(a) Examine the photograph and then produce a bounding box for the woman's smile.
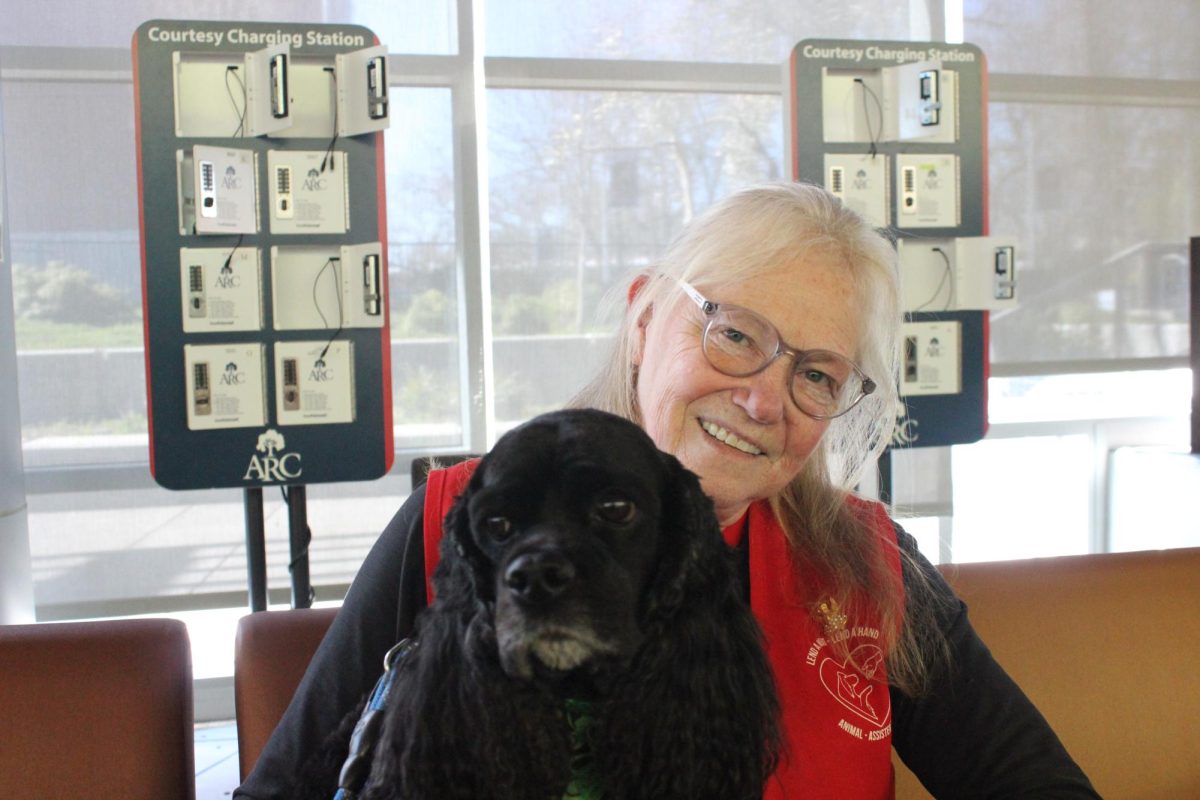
[698,418,764,457]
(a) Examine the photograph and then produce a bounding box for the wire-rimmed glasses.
[678,281,876,420]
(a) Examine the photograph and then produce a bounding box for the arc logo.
[215,262,241,289]
[222,165,241,190]
[243,428,303,483]
[304,167,327,192]
[309,357,333,382]
[220,361,246,386]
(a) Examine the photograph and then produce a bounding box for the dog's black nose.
[503,552,576,604]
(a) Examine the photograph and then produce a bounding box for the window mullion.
[453,0,495,453]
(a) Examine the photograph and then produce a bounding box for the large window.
[485,0,919,61]
[385,88,461,448]
[1,5,466,617]
[487,88,784,423]
[987,102,1197,364]
[964,0,1200,80]
[1,0,1197,630]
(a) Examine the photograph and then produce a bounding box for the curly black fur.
[318,409,780,800]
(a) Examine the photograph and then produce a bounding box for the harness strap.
[333,638,417,800]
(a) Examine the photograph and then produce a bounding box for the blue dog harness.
[332,638,416,800]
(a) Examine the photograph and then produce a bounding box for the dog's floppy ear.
[594,448,781,797]
[643,450,725,619]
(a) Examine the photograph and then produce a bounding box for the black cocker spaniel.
[317,409,780,800]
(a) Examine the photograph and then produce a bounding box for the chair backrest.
[236,550,1200,797]
[234,606,339,779]
[895,547,1200,800]
[411,453,477,490]
[0,617,195,800]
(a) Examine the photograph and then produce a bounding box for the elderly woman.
[235,182,1096,799]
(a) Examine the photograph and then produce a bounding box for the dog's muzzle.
[503,550,577,607]
[494,544,621,681]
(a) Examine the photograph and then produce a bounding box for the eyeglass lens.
[702,306,860,417]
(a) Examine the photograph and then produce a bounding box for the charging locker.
[897,236,1018,313]
[179,245,264,332]
[273,340,356,425]
[135,19,394,491]
[824,152,889,228]
[269,242,385,331]
[265,149,349,234]
[789,38,990,450]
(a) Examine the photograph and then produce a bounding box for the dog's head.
[371,408,779,799]
[439,408,716,692]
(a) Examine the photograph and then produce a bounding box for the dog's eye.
[594,499,636,525]
[484,516,514,541]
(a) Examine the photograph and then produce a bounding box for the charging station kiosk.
[133,19,393,609]
[788,39,1012,455]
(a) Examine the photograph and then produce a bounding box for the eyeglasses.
[678,280,876,420]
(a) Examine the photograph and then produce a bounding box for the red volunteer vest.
[422,460,900,799]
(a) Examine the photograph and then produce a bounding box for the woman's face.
[633,257,861,526]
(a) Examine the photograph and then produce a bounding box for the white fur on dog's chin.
[532,636,594,672]
[497,624,616,680]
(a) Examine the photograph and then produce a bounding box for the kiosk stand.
[133,20,394,610]
[787,39,1016,501]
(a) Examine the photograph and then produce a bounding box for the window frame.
[2,0,1198,619]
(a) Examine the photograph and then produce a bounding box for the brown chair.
[233,606,339,780]
[895,547,1200,799]
[0,617,195,800]
[234,550,1200,797]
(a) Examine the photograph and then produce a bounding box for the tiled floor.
[195,722,241,800]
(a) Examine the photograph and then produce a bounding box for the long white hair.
[571,182,947,695]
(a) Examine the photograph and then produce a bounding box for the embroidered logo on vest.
[806,623,892,743]
[818,643,889,728]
